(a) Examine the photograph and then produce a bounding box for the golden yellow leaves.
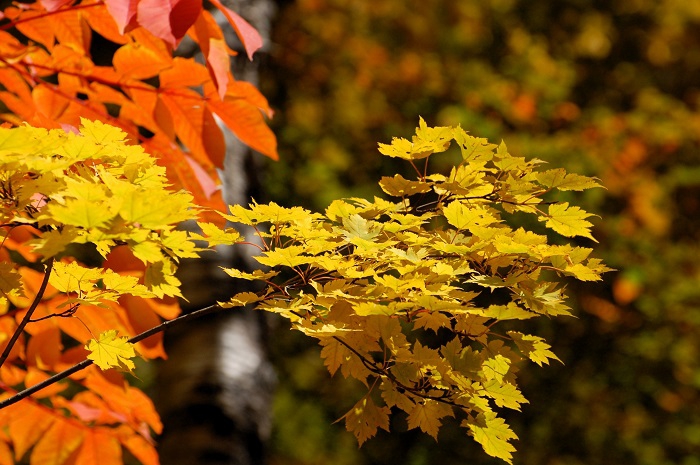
[0,121,208,298]
[207,119,609,463]
[85,330,136,371]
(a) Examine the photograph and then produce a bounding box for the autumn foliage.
[0,1,273,464]
[1,2,611,465]
[0,0,277,215]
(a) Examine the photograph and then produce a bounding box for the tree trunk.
[156,2,277,464]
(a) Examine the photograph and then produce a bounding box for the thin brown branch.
[0,258,54,369]
[0,301,229,410]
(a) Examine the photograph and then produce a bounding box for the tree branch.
[0,301,230,410]
[0,259,54,369]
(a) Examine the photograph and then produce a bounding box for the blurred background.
[256,0,700,464]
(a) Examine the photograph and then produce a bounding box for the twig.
[0,301,229,410]
[0,259,54,369]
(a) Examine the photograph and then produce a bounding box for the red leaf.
[210,0,263,60]
[185,154,219,198]
[39,0,73,12]
[136,0,202,47]
[103,0,138,34]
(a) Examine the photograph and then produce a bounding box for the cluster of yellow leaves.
[0,0,277,216]
[0,122,227,464]
[1,120,200,296]
[220,119,610,463]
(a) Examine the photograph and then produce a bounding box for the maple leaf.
[466,412,518,464]
[342,396,390,445]
[481,380,529,410]
[406,399,454,440]
[533,168,602,191]
[507,331,562,366]
[541,202,597,241]
[85,330,137,371]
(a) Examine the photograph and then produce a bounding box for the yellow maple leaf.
[406,399,454,440]
[85,330,136,371]
[466,411,518,464]
[541,202,597,241]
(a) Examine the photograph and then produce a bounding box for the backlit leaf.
[85,330,136,371]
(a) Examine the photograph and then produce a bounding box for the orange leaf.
[56,301,130,344]
[83,1,129,44]
[30,418,84,465]
[8,400,55,461]
[159,57,209,88]
[185,153,220,199]
[25,368,68,398]
[15,10,55,49]
[0,439,13,465]
[84,370,163,434]
[159,89,220,175]
[117,426,158,465]
[0,317,23,363]
[0,364,26,387]
[32,84,70,120]
[26,326,62,371]
[121,295,166,359]
[51,7,90,53]
[0,68,32,103]
[202,106,226,169]
[205,83,278,160]
[153,95,176,140]
[112,41,172,80]
[74,428,122,465]
[210,0,263,60]
[206,38,230,99]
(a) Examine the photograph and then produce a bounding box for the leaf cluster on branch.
[0,118,608,464]
[0,2,609,464]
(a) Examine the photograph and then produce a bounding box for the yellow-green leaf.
[466,412,518,464]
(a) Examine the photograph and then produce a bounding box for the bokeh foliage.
[261,0,700,464]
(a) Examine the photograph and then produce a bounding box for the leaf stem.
[0,258,54,369]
